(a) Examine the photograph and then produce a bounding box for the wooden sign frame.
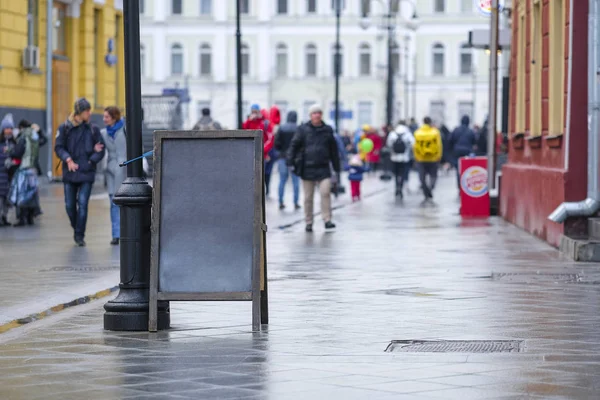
[149,130,267,332]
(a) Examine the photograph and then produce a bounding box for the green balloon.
[360,138,374,153]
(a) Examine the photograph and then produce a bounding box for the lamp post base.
[104,287,170,331]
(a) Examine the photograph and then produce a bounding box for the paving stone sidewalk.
[0,171,389,328]
[2,172,600,399]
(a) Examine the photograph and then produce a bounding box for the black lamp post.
[334,0,342,134]
[236,0,243,129]
[104,0,169,331]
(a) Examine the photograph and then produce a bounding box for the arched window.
[432,43,444,76]
[275,43,288,77]
[171,43,183,76]
[140,44,146,77]
[241,43,250,76]
[359,43,371,76]
[305,43,317,76]
[199,43,212,76]
[332,43,343,77]
[460,43,472,75]
[391,41,400,75]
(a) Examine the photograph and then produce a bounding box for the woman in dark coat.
[0,114,17,226]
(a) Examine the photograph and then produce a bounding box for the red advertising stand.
[459,156,490,218]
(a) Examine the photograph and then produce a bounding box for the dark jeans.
[403,159,414,183]
[417,162,439,199]
[392,162,408,193]
[64,182,93,240]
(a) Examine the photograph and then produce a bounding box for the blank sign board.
[149,130,266,332]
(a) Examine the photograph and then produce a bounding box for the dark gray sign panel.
[149,130,266,332]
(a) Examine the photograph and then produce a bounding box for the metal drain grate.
[386,340,523,353]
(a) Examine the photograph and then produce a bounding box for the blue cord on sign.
[119,150,154,167]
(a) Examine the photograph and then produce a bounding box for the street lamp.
[236,0,243,129]
[360,0,418,128]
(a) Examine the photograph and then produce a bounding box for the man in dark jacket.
[192,108,222,130]
[449,115,476,189]
[274,110,300,210]
[55,98,105,246]
[287,104,340,232]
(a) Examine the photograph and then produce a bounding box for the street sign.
[329,110,353,120]
[149,130,268,332]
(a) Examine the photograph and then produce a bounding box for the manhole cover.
[386,340,523,353]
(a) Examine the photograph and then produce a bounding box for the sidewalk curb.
[0,286,118,334]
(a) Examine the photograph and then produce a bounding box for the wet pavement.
[2,171,600,399]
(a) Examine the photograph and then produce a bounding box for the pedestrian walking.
[101,106,127,245]
[8,120,43,226]
[413,117,443,204]
[243,104,274,196]
[55,98,106,247]
[288,104,340,233]
[386,120,415,198]
[264,106,281,197]
[192,107,222,130]
[346,155,366,202]
[0,117,11,227]
[274,110,300,210]
[448,115,477,190]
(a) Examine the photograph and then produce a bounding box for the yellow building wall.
[0,0,124,114]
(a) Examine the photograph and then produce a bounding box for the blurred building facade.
[140,0,491,130]
[0,0,125,177]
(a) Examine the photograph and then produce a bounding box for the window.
[52,3,66,54]
[357,101,373,127]
[241,43,250,76]
[359,43,371,76]
[460,43,472,75]
[458,101,474,122]
[549,0,565,134]
[240,0,249,14]
[27,0,38,47]
[306,44,317,76]
[274,101,288,120]
[432,43,444,76]
[197,100,211,121]
[331,0,345,10]
[140,44,146,77]
[461,0,472,12]
[307,0,317,13]
[199,43,212,76]
[200,0,212,15]
[391,41,400,75]
[275,43,288,77]
[303,101,316,121]
[434,0,445,13]
[171,43,184,75]
[530,0,542,136]
[172,0,182,15]
[332,44,343,77]
[278,0,288,14]
[429,101,445,126]
[140,0,145,14]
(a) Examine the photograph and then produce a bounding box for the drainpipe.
[549,0,600,223]
[45,1,53,180]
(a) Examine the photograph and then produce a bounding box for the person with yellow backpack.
[413,117,443,204]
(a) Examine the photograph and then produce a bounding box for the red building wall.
[501,0,588,247]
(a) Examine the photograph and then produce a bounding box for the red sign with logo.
[459,156,489,218]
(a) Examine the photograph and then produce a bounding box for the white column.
[214,0,227,21]
[319,0,330,15]
[214,33,227,83]
[258,0,271,21]
[258,29,270,82]
[154,0,166,22]
[153,29,167,82]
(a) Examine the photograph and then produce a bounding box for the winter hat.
[250,104,260,112]
[308,104,322,115]
[0,113,15,132]
[349,154,363,167]
[74,97,92,115]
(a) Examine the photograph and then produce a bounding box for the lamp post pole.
[334,0,341,133]
[236,0,243,129]
[104,0,170,331]
[488,0,500,191]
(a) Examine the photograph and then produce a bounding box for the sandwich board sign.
[149,130,268,332]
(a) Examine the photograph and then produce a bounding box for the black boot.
[13,219,26,227]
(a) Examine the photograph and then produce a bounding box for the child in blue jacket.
[346,155,367,202]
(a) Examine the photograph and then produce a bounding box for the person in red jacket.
[243,104,271,156]
[366,127,383,173]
